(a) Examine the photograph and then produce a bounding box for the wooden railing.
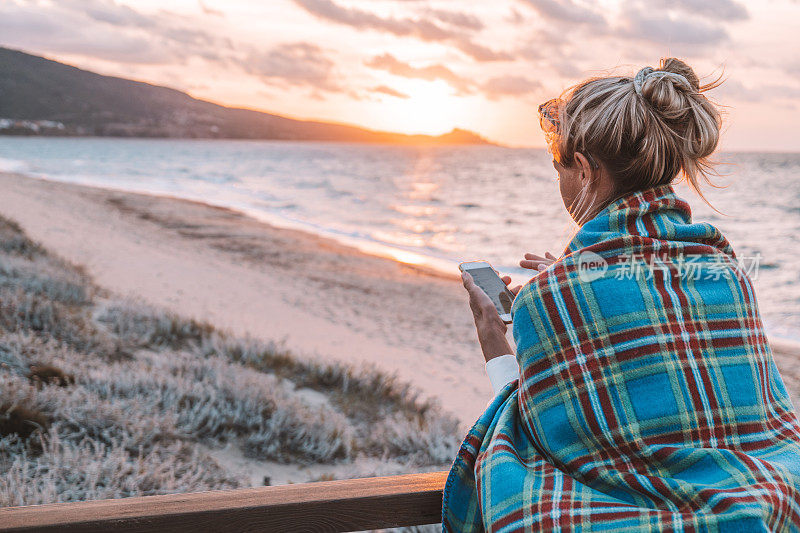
[0,471,448,532]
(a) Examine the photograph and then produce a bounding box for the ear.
[574,152,598,188]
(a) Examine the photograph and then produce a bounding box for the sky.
[1,0,799,150]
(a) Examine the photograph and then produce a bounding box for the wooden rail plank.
[0,471,448,532]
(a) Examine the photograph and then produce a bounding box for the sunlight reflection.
[387,249,427,265]
[371,229,427,248]
[408,181,438,200]
[392,204,438,217]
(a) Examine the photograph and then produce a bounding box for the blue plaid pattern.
[443,185,800,532]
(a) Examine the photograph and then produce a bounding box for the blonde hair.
[541,58,723,203]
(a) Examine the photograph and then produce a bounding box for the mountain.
[0,47,493,145]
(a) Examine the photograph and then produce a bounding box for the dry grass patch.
[0,213,461,507]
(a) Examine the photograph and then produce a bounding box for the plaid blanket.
[443,184,800,532]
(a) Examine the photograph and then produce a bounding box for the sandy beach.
[1,170,799,428]
[0,172,504,428]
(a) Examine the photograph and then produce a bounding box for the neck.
[572,187,616,226]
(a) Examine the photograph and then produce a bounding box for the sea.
[0,137,798,342]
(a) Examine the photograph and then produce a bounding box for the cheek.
[559,170,579,207]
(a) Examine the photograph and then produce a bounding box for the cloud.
[56,0,154,28]
[482,74,542,98]
[0,0,230,64]
[483,75,543,99]
[454,38,514,62]
[717,79,800,103]
[518,0,607,27]
[59,0,226,50]
[0,1,343,94]
[514,30,585,78]
[365,53,473,94]
[612,0,750,52]
[426,9,484,31]
[293,0,455,40]
[715,79,762,102]
[620,7,729,46]
[0,2,166,64]
[788,61,800,82]
[506,8,526,24]
[646,0,748,21]
[371,85,410,99]
[198,0,225,17]
[242,43,341,93]
[366,55,544,101]
[513,0,610,71]
[293,0,511,62]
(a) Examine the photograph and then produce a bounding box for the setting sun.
[366,79,470,135]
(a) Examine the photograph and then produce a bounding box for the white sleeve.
[485,354,520,396]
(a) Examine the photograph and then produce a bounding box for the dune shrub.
[0,213,461,508]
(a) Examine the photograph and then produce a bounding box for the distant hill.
[0,47,492,145]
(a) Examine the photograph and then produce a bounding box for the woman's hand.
[520,252,556,272]
[461,271,513,363]
[501,275,522,296]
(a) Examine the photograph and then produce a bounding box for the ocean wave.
[0,157,29,173]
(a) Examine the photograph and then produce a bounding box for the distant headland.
[0,47,494,146]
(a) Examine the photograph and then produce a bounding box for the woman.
[447,58,800,531]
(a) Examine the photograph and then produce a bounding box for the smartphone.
[459,260,515,324]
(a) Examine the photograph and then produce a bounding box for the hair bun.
[636,61,697,120]
[634,58,719,163]
[658,58,701,91]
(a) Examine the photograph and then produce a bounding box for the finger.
[511,285,522,295]
[501,275,512,286]
[463,276,497,315]
[524,253,548,260]
[464,281,480,310]
[524,253,555,265]
[545,251,556,260]
[461,273,483,307]
[520,259,548,269]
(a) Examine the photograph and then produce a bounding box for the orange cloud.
[293,0,511,62]
[372,85,410,99]
[365,53,473,95]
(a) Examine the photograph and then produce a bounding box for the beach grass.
[0,213,461,511]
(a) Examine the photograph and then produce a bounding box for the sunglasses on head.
[538,98,600,170]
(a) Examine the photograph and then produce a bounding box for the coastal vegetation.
[0,213,461,508]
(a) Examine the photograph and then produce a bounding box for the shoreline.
[0,152,465,282]
[1,171,799,422]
